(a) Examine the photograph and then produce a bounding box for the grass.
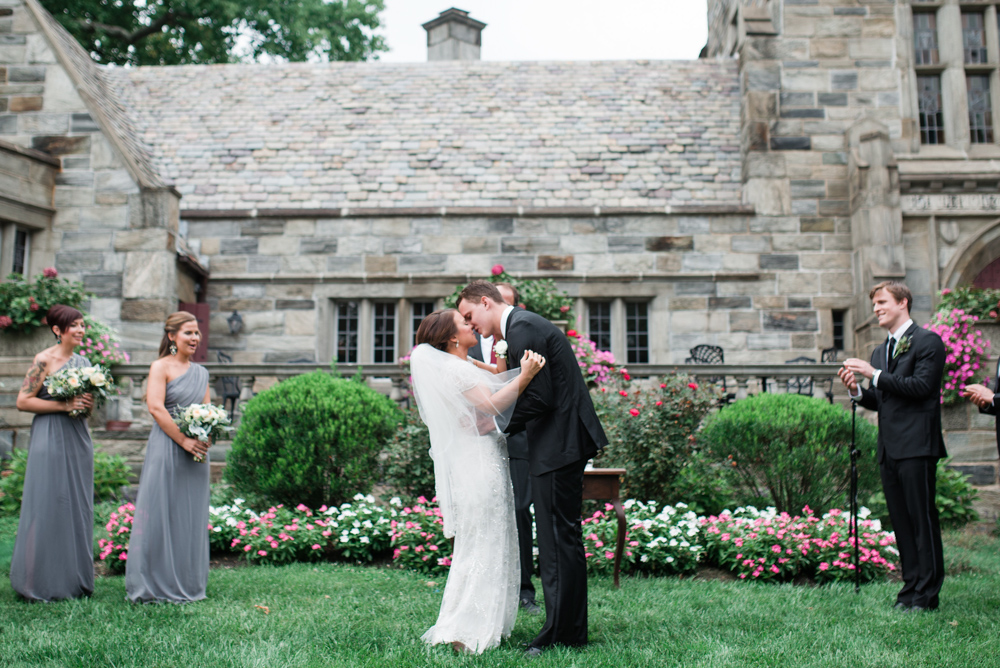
[0,517,999,667]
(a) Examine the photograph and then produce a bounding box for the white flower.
[493,340,508,358]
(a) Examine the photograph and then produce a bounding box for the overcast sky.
[375,0,709,63]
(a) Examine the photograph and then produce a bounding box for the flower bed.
[389,496,452,575]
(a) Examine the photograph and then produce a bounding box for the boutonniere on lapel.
[892,335,912,359]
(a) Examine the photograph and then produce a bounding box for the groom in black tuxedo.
[839,280,946,611]
[960,359,1000,458]
[458,280,607,654]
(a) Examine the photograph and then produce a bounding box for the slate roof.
[106,59,742,211]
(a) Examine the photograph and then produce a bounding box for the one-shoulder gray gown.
[10,353,94,602]
[125,363,210,603]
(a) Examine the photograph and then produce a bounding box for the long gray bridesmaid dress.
[10,353,95,602]
[125,363,211,603]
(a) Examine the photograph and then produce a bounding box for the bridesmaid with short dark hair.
[125,311,211,603]
[11,304,95,601]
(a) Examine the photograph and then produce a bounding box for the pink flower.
[119,553,128,561]
[311,544,321,550]
[655,401,663,406]
[491,264,504,276]
[258,550,267,556]
[566,329,578,338]
[687,382,698,390]
[629,408,640,417]
[560,305,570,313]
[42,267,58,278]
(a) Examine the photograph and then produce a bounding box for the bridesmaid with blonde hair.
[11,304,95,601]
[126,311,212,603]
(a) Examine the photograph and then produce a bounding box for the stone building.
[3,0,1000,375]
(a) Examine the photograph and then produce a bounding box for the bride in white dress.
[409,309,546,654]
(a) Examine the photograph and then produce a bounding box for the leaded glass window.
[918,75,945,144]
[12,228,28,276]
[373,303,396,363]
[337,301,359,363]
[968,75,994,144]
[587,301,612,352]
[411,301,435,348]
[625,302,649,364]
[913,13,939,66]
[963,12,988,65]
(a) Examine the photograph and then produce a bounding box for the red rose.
[559,305,570,313]
[629,408,640,417]
[42,267,58,278]
[660,383,666,389]
[655,401,663,406]
[29,302,39,311]
[566,329,578,338]
[491,264,504,276]
[619,390,628,397]
[687,382,699,390]
[0,315,12,329]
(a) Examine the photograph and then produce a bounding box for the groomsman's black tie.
[887,336,895,365]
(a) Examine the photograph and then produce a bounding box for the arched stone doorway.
[941,218,1000,288]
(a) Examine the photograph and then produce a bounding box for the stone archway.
[940,218,1000,288]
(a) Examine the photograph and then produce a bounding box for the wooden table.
[582,468,626,588]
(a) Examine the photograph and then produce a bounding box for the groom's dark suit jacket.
[503,308,607,475]
[856,323,947,463]
[470,333,527,459]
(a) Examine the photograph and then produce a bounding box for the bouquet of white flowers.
[44,365,116,418]
[174,403,233,462]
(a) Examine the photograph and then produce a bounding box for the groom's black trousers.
[529,458,588,648]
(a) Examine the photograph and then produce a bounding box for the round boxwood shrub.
[226,371,402,508]
[699,393,881,514]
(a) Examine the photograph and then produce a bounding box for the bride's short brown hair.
[416,309,458,352]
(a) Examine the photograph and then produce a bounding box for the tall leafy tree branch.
[40,0,387,66]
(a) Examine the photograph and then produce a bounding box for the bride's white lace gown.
[409,345,519,654]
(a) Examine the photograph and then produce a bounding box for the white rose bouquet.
[493,340,508,360]
[44,364,116,418]
[174,403,233,462]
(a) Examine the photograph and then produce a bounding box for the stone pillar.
[422,8,486,61]
[848,119,905,349]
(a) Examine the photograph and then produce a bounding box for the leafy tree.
[40,0,386,66]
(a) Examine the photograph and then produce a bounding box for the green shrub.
[936,286,1000,320]
[381,406,435,500]
[698,394,882,514]
[865,459,980,529]
[592,374,718,503]
[0,269,88,335]
[0,446,130,514]
[663,450,751,516]
[225,371,402,508]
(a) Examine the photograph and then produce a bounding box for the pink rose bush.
[924,309,990,404]
[570,336,618,385]
[79,315,131,366]
[97,502,135,573]
[390,496,452,575]
[700,506,896,583]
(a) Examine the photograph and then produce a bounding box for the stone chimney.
[422,8,486,61]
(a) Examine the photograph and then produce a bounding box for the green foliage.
[0,446,130,514]
[936,286,1000,319]
[664,450,749,516]
[40,0,387,66]
[865,459,980,530]
[592,374,718,503]
[446,266,575,322]
[0,270,89,335]
[380,406,435,500]
[225,371,402,508]
[698,394,882,514]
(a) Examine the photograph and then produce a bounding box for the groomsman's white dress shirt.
[849,318,914,399]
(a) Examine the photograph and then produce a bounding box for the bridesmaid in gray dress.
[126,311,211,603]
[11,304,96,601]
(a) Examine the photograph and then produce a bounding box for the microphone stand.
[850,400,860,594]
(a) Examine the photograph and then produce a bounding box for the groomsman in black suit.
[961,360,1000,456]
[467,282,541,615]
[839,280,946,611]
[458,280,607,655]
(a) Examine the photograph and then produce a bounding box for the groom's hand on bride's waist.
[476,412,497,435]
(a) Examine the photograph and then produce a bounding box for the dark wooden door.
[179,302,209,363]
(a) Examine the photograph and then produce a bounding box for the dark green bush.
[865,459,980,529]
[0,446,130,514]
[698,393,882,514]
[661,450,754,516]
[225,371,402,508]
[381,405,435,500]
[592,374,718,503]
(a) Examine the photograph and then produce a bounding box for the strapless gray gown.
[125,363,210,603]
[10,353,94,602]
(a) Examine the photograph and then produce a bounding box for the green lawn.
[0,517,999,667]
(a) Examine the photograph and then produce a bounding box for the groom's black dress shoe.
[892,602,910,611]
[524,646,544,658]
[520,598,542,615]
